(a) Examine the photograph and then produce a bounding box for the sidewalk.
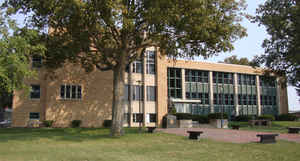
[157,128,300,143]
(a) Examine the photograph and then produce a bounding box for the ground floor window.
[29,112,40,120]
[133,113,143,123]
[146,113,156,123]
[60,85,82,100]
[30,85,40,99]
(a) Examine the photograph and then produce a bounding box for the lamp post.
[136,80,143,133]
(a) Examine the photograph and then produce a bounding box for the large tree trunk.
[111,63,126,137]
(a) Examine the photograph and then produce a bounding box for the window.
[60,85,82,100]
[147,86,156,101]
[29,112,40,120]
[30,85,40,99]
[32,55,42,68]
[146,51,156,74]
[132,85,143,101]
[213,72,233,84]
[132,60,142,73]
[124,85,129,101]
[238,74,256,85]
[167,68,182,98]
[260,76,276,87]
[133,113,143,122]
[185,69,208,83]
[149,114,156,123]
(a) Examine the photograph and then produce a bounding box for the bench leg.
[260,136,276,143]
[189,133,201,140]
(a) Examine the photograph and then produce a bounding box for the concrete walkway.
[157,128,300,143]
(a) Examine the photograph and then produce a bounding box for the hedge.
[275,114,297,121]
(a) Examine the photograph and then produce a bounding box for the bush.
[42,120,54,127]
[174,113,193,120]
[276,114,297,121]
[191,115,209,124]
[71,120,82,128]
[257,114,275,121]
[103,120,112,128]
[232,115,256,122]
[208,113,228,120]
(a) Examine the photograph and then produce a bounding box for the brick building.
[12,48,289,127]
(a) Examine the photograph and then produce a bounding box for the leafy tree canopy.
[254,0,300,99]
[218,55,258,66]
[2,0,248,136]
[0,10,45,93]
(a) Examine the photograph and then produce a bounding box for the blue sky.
[198,0,300,111]
[2,0,299,111]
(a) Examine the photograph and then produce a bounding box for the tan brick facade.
[12,51,289,127]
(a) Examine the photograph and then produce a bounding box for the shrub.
[257,114,275,121]
[191,115,209,124]
[103,120,112,128]
[71,120,82,128]
[42,120,54,127]
[232,115,256,122]
[208,113,228,120]
[276,114,297,121]
[175,113,193,120]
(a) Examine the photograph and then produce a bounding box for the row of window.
[30,84,82,100]
[186,92,209,104]
[238,74,256,85]
[130,113,157,123]
[213,94,235,105]
[185,70,209,83]
[213,72,234,84]
[124,85,156,101]
[28,112,157,123]
[238,94,257,105]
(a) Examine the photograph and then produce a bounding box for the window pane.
[30,85,40,99]
[29,112,40,120]
[66,85,71,98]
[71,86,76,99]
[77,86,82,99]
[60,85,65,98]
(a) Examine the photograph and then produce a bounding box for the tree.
[254,0,300,99]
[219,55,256,66]
[0,10,45,110]
[3,0,247,136]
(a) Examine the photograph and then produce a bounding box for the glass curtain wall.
[185,69,210,115]
[260,76,278,115]
[237,74,258,115]
[213,72,235,116]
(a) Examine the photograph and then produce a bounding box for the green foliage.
[170,106,177,115]
[42,120,54,127]
[208,113,228,120]
[103,120,112,128]
[254,0,300,98]
[232,115,256,122]
[71,120,82,128]
[0,10,45,94]
[191,115,209,124]
[276,114,297,121]
[175,113,193,120]
[219,55,259,67]
[257,115,275,121]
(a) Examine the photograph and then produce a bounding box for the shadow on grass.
[0,128,145,142]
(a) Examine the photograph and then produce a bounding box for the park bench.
[187,130,203,140]
[147,127,156,133]
[287,127,300,134]
[231,125,240,130]
[256,134,279,143]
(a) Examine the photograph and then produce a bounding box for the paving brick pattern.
[157,128,300,143]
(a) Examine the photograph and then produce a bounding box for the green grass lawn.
[229,121,300,133]
[0,128,300,161]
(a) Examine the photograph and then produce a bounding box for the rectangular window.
[146,51,156,74]
[149,114,156,123]
[132,60,142,73]
[133,113,143,123]
[213,72,233,84]
[167,68,182,98]
[147,86,156,101]
[29,112,40,120]
[30,85,40,99]
[132,85,144,101]
[32,55,42,68]
[124,85,129,101]
[60,85,82,100]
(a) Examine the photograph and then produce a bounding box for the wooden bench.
[187,130,203,140]
[231,125,240,130]
[256,134,279,143]
[147,127,156,133]
[288,127,300,134]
